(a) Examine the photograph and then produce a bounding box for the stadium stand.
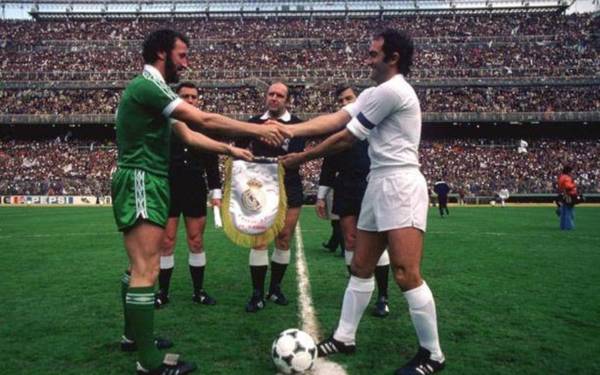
[1,86,599,114]
[2,137,598,197]
[1,6,599,200]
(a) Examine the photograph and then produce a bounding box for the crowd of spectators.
[0,12,597,80]
[0,89,119,115]
[2,86,598,115]
[0,13,594,42]
[1,137,598,197]
[2,38,597,79]
[0,12,598,198]
[420,139,600,196]
[0,138,116,196]
[417,86,600,113]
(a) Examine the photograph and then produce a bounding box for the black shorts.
[333,183,366,218]
[285,181,303,209]
[168,172,208,218]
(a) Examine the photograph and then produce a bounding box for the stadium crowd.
[2,86,598,115]
[420,139,600,196]
[0,12,598,198]
[1,138,598,197]
[0,13,594,41]
[1,13,597,80]
[0,138,116,196]
[2,39,597,79]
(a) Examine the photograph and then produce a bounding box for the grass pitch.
[0,206,599,374]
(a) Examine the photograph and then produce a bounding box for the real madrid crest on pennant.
[241,178,266,214]
[221,157,287,247]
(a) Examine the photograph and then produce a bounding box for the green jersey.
[115,65,182,177]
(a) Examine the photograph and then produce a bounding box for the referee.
[235,82,305,313]
[155,82,220,308]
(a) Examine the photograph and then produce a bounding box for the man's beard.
[164,55,179,84]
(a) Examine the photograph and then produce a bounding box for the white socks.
[333,275,375,343]
[160,255,174,269]
[403,281,444,361]
[189,252,206,267]
[249,248,269,266]
[161,253,207,268]
[271,248,291,264]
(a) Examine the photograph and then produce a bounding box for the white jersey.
[343,74,421,172]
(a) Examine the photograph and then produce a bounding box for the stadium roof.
[0,0,575,20]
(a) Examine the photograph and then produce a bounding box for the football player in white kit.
[280,29,445,374]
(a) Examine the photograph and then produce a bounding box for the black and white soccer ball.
[271,328,317,374]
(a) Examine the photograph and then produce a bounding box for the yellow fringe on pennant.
[221,157,287,248]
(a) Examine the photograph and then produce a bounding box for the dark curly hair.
[374,29,414,76]
[142,29,189,64]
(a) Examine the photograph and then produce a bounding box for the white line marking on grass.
[294,223,347,375]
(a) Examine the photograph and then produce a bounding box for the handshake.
[226,119,294,162]
[258,119,294,146]
[229,119,309,168]
[256,120,308,168]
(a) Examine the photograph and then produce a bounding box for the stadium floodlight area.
[0,0,569,20]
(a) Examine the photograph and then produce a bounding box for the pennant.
[221,157,287,247]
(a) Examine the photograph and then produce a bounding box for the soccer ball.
[490,200,497,206]
[271,328,317,374]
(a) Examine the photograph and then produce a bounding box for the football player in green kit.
[113,29,290,374]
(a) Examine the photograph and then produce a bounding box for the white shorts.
[357,168,429,232]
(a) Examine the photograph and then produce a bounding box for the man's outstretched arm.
[269,110,352,139]
[281,129,357,169]
[171,121,254,161]
[171,101,291,145]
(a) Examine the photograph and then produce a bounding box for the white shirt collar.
[260,110,291,122]
[143,64,165,83]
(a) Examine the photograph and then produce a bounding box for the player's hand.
[258,128,282,147]
[211,198,222,207]
[259,136,277,146]
[265,120,294,139]
[315,199,327,219]
[256,122,290,147]
[280,152,306,169]
[228,145,254,161]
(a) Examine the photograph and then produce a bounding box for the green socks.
[121,271,134,339]
[126,286,162,370]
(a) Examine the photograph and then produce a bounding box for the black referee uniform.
[168,135,221,218]
[235,111,305,208]
[320,139,370,217]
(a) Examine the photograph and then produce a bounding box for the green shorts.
[111,168,170,232]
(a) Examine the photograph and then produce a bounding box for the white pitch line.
[294,223,348,375]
